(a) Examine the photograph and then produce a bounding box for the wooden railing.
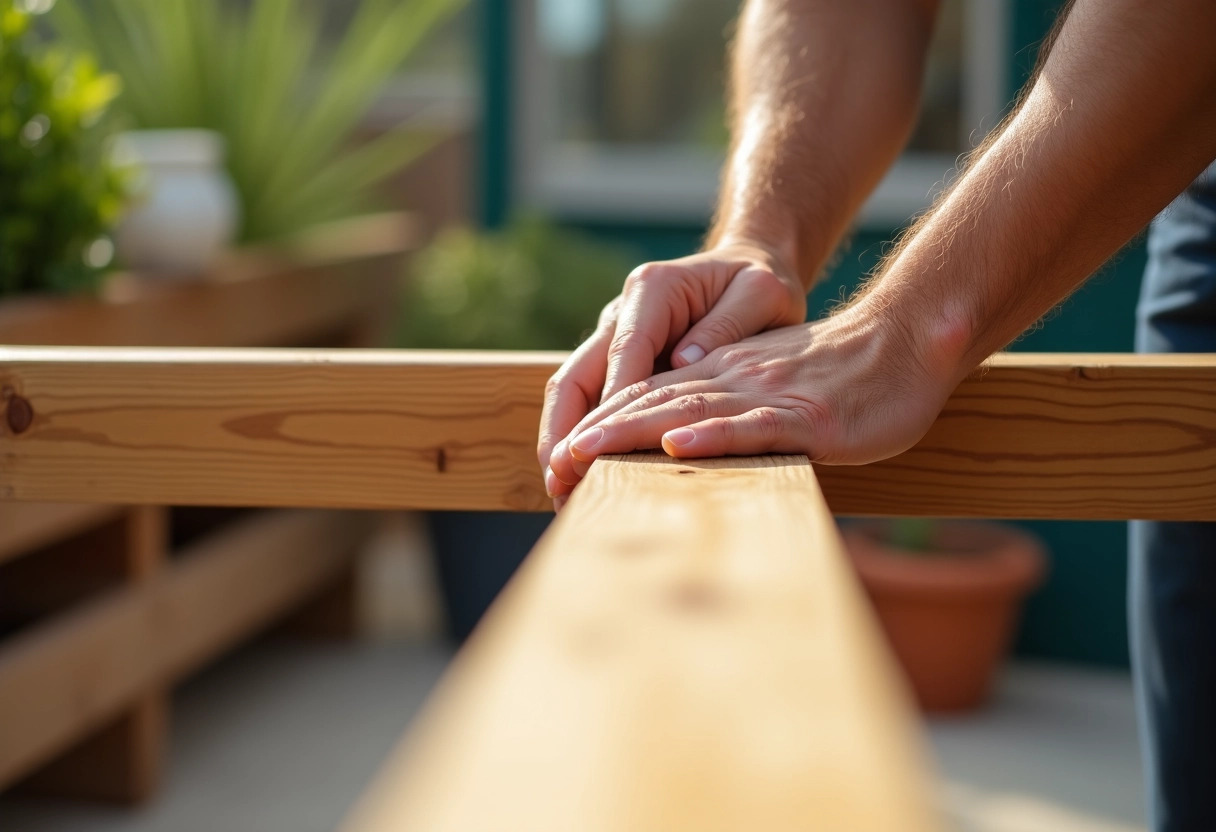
[3,346,1215,830]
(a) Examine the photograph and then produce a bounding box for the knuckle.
[625,262,670,290]
[733,360,766,382]
[676,392,712,422]
[706,344,740,373]
[750,407,785,441]
[622,378,656,401]
[716,416,736,445]
[696,312,747,346]
[638,384,680,410]
[789,396,837,440]
[608,324,660,358]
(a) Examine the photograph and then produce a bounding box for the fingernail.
[571,426,604,455]
[552,439,569,461]
[677,344,706,365]
[545,468,560,497]
[665,428,696,447]
[553,495,568,513]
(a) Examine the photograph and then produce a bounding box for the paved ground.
[0,642,1146,832]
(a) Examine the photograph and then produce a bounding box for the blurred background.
[0,1,1147,830]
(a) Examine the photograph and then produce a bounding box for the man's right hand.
[537,242,807,506]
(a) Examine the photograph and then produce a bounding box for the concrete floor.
[0,643,1146,832]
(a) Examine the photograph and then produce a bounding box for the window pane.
[539,0,966,154]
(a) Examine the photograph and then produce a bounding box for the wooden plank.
[0,347,560,512]
[0,509,372,789]
[2,348,1215,519]
[0,213,413,348]
[342,454,941,832]
[0,502,125,566]
[817,352,1216,520]
[14,507,170,803]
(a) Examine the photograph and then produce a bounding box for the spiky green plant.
[51,0,465,242]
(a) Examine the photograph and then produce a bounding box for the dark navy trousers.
[1130,160,1216,832]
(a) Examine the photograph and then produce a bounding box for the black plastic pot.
[427,511,553,642]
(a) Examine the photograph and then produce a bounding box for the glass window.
[517,0,1009,226]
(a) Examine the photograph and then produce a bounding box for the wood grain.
[342,454,941,832]
[2,348,1215,519]
[0,509,370,788]
[0,347,560,511]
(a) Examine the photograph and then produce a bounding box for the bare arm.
[554,0,1216,478]
[709,0,939,288]
[867,0,1216,383]
[541,0,938,500]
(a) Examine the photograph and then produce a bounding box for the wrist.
[842,285,977,398]
[707,230,810,291]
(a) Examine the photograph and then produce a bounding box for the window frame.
[513,0,1011,228]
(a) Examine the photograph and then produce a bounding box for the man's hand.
[545,304,964,494]
[537,242,806,504]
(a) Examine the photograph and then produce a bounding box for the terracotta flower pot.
[842,521,1046,714]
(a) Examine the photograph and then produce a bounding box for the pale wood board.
[342,453,941,832]
[0,348,562,512]
[0,509,371,788]
[3,348,1215,519]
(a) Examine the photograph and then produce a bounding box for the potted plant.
[0,0,128,297]
[842,518,1047,713]
[49,0,464,252]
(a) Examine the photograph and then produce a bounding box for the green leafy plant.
[51,0,465,242]
[400,219,636,351]
[0,0,127,296]
[887,518,939,555]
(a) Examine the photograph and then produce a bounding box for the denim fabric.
[1130,159,1216,832]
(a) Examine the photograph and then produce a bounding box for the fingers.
[661,407,809,458]
[548,363,713,485]
[567,393,755,463]
[601,268,682,402]
[671,266,798,369]
[537,325,613,494]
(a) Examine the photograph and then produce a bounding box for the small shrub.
[400,219,635,350]
[0,0,127,295]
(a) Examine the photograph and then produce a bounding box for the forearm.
[708,0,939,288]
[860,0,1216,381]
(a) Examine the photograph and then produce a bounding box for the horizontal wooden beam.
[0,213,413,349]
[0,502,126,567]
[0,509,371,788]
[2,347,1215,519]
[341,454,941,832]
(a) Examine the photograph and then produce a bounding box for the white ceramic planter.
[112,129,240,276]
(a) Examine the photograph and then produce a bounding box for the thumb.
[671,267,794,368]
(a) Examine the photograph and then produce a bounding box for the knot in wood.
[667,581,726,614]
[5,395,32,434]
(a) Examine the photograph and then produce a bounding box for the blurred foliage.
[0,0,127,296]
[887,518,939,555]
[400,219,636,350]
[51,0,466,242]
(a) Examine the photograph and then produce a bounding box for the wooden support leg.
[17,507,169,804]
